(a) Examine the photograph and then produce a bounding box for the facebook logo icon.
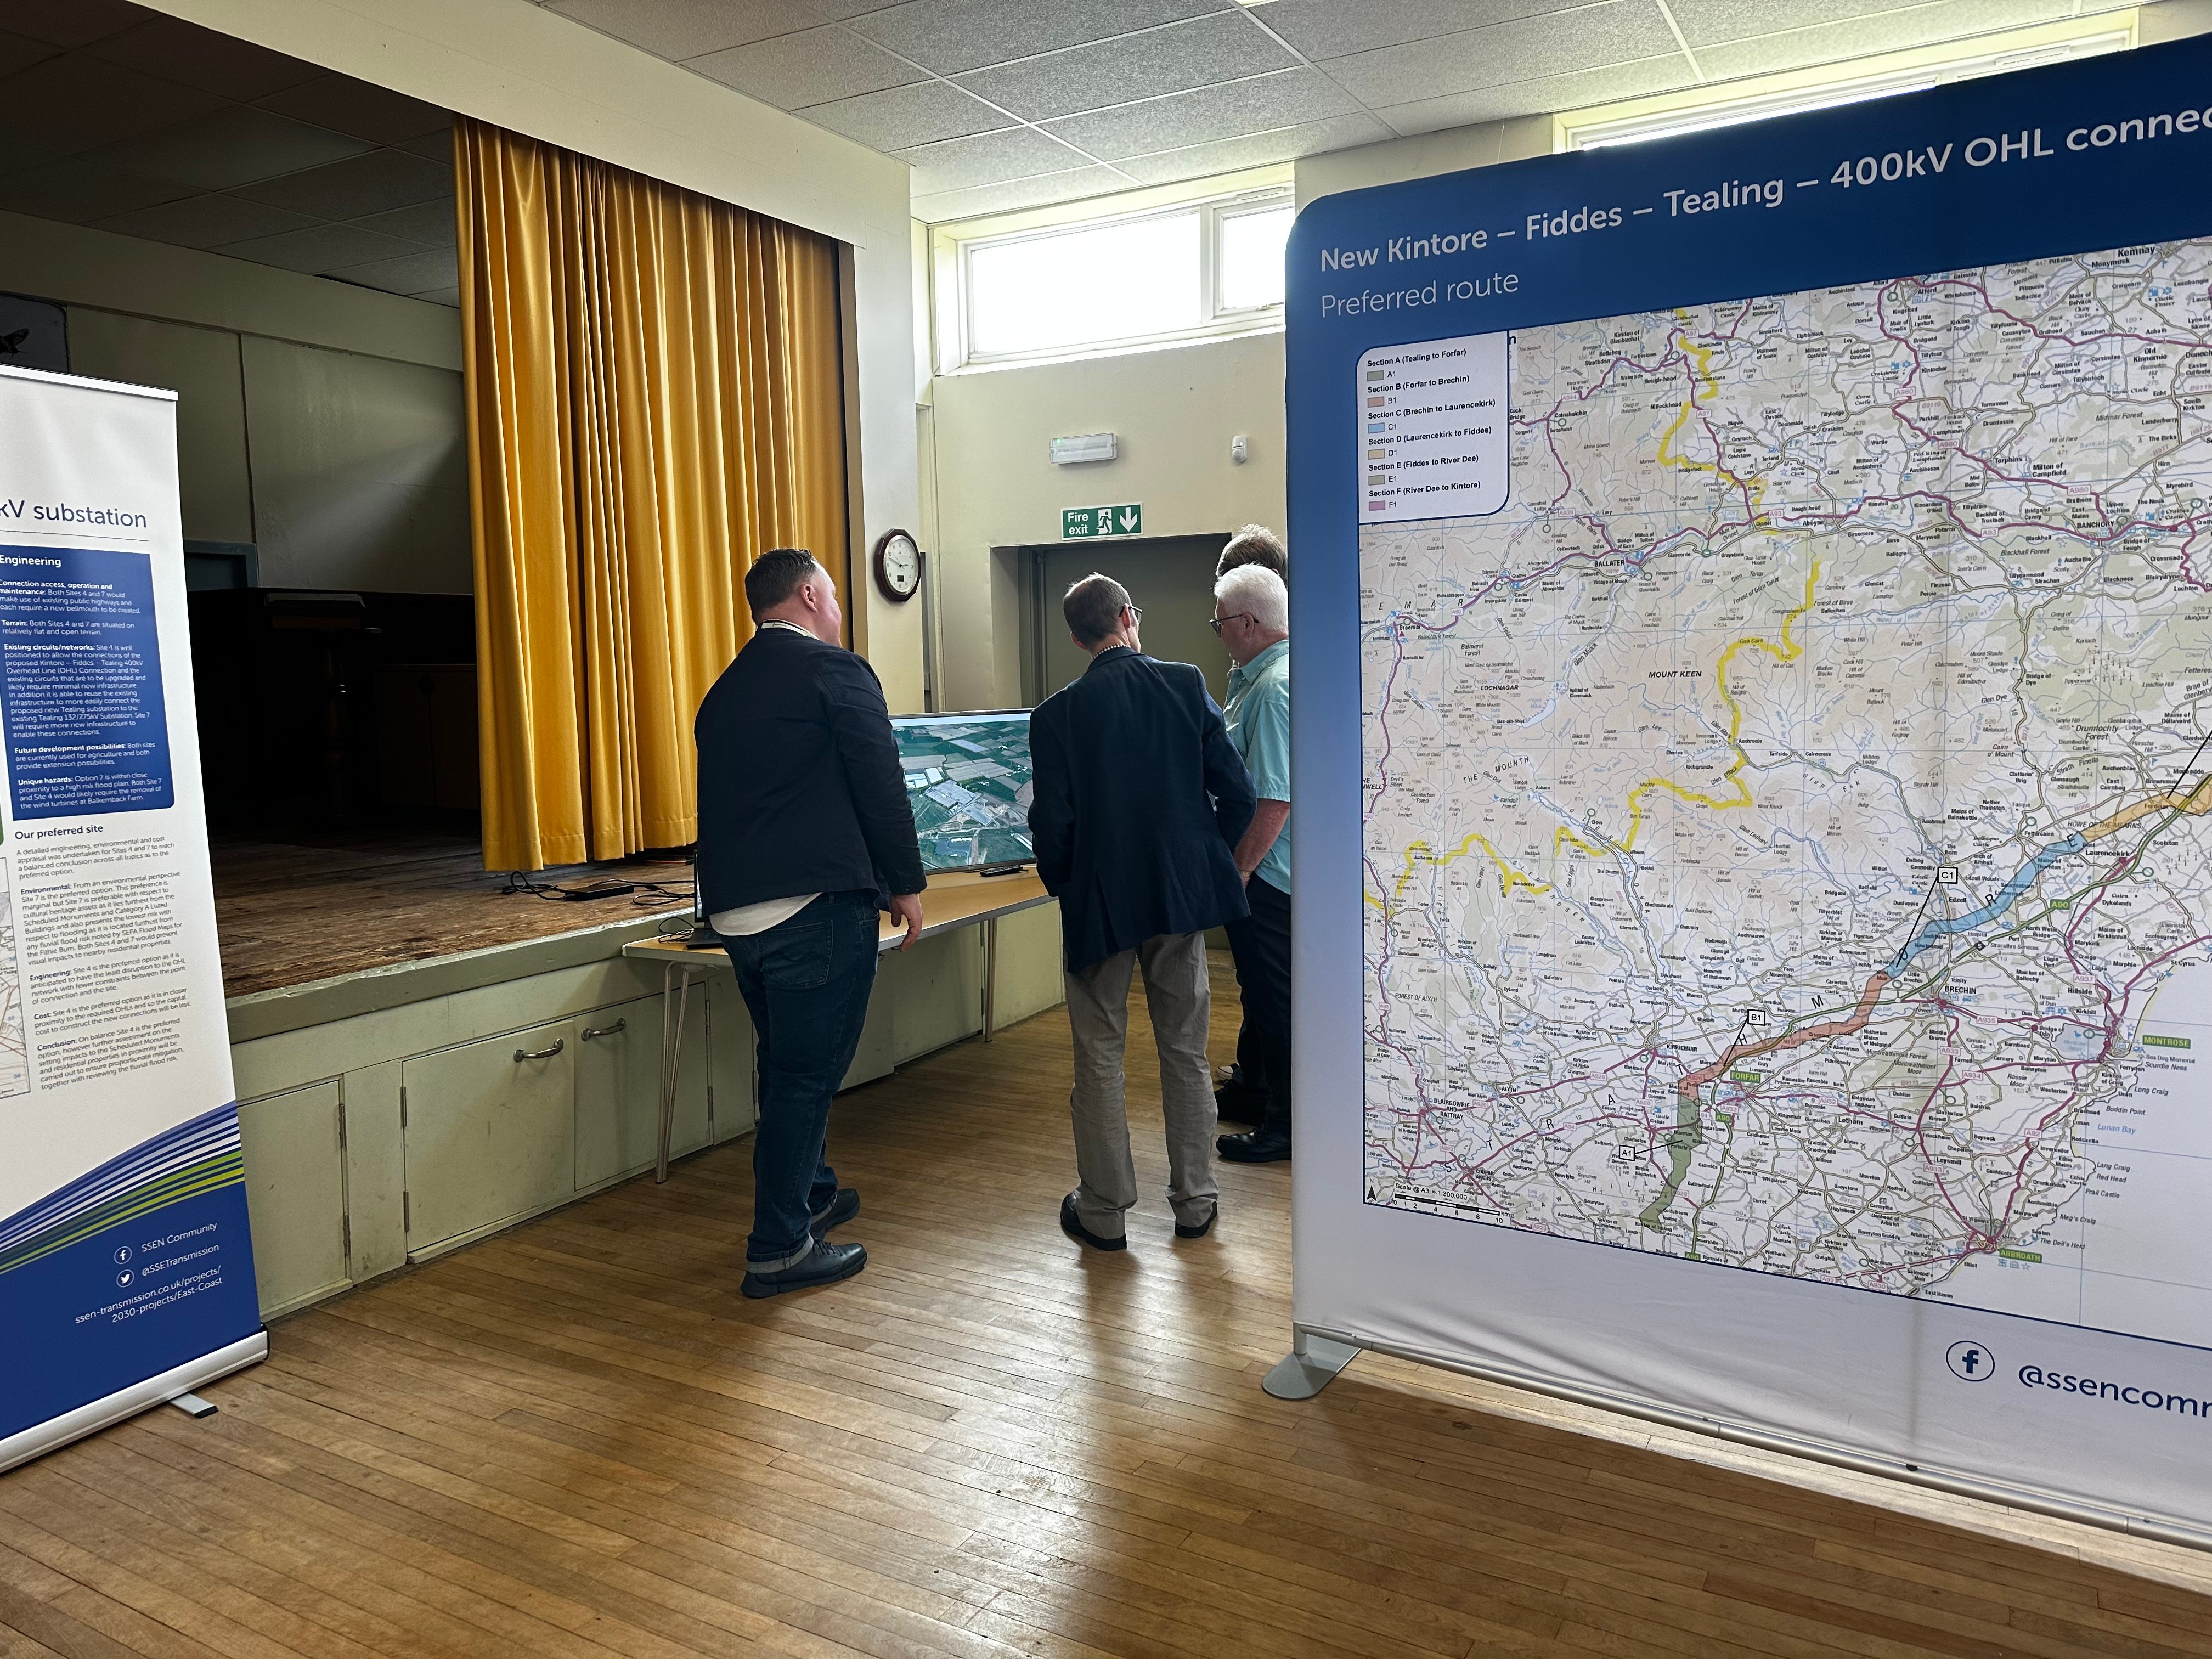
[1946,1340,1996,1381]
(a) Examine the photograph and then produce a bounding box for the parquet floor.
[7,964,2212,1658]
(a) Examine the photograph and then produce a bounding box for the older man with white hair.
[1211,561,1294,1163]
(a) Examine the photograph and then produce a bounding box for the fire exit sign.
[1062,503,1142,538]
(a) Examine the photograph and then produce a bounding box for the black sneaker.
[741,1239,866,1299]
[1217,1128,1291,1164]
[810,1187,859,1237]
[1059,1193,1126,1252]
[1175,1206,1217,1239]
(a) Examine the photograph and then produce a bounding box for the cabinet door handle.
[581,1019,627,1041]
[513,1039,566,1063]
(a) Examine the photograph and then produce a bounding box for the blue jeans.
[721,890,881,1266]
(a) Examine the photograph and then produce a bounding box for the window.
[1556,14,2136,152]
[941,183,1292,370]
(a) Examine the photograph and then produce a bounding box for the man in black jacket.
[1029,574,1255,1249]
[695,548,925,1298]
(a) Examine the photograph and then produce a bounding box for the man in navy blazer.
[1029,574,1255,1250]
[695,548,926,1299]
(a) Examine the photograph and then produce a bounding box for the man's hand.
[890,892,925,951]
[1233,799,1290,883]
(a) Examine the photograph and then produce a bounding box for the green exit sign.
[1062,503,1142,539]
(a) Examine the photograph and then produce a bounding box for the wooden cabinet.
[238,1077,349,1317]
[574,993,710,1189]
[402,1017,575,1255]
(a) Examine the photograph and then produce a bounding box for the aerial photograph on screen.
[1361,236,2212,1349]
[894,713,1034,871]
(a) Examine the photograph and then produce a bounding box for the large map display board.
[1290,37,2212,1541]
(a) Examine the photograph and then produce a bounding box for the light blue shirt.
[1223,637,1290,894]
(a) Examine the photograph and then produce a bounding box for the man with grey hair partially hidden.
[1028,573,1256,1249]
[1212,560,1294,1163]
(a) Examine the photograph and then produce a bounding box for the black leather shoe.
[810,1187,859,1237]
[1217,1128,1291,1164]
[1059,1193,1126,1252]
[1175,1207,1217,1239]
[1213,1085,1260,1126]
[741,1239,866,1299]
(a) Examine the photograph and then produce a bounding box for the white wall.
[925,332,1288,709]
[5,210,471,590]
[241,337,470,591]
[142,0,926,707]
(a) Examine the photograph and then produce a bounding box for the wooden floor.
[210,831,692,997]
[9,966,2212,1658]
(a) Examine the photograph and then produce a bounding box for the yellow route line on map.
[1657,315,1763,513]
[1370,830,1553,912]
[1615,558,1824,855]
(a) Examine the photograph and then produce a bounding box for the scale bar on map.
[1357,331,1510,523]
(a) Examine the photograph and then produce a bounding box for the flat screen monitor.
[891,710,1034,873]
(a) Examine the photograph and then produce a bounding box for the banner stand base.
[1289,1324,2212,1553]
[1263,1329,1361,1399]
[0,1331,266,1476]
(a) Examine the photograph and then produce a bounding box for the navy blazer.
[1028,647,1256,972]
[694,626,926,915]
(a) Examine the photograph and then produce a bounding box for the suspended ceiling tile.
[1370,54,1691,136]
[0,0,147,49]
[88,190,323,247]
[94,105,373,191]
[413,285,460,307]
[955,10,1294,123]
[0,52,228,153]
[236,148,453,218]
[328,246,460,295]
[804,78,1017,149]
[1668,0,2013,48]
[259,75,452,144]
[896,123,1098,192]
[1691,0,2074,80]
[848,0,1230,77]
[349,199,459,248]
[0,157,193,222]
[1321,3,1686,108]
[1043,67,1357,161]
[545,0,877,59]
[215,221,426,274]
[0,24,56,76]
[1260,0,1566,61]
[689,25,926,108]
[912,163,1132,223]
[397,127,456,162]
[1111,111,1394,184]
[86,15,323,101]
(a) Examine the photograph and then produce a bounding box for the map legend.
[1356,331,1509,523]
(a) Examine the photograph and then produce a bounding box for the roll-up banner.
[1289,32,2212,1540]
[0,365,263,1473]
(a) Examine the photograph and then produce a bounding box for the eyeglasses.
[1209,613,1254,635]
[1123,604,1143,626]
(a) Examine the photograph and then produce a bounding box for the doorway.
[1023,532,1234,706]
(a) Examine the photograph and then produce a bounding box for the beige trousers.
[1064,930,1218,1236]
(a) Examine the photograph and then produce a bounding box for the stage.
[210,830,695,998]
[208,827,1067,1322]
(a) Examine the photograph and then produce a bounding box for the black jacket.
[695,626,926,914]
[1028,647,1256,972]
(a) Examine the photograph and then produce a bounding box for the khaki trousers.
[1064,930,1218,1236]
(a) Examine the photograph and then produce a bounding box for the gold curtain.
[456,117,849,870]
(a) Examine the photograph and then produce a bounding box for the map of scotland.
[1362,237,2212,1346]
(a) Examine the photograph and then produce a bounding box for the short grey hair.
[1216,523,1286,578]
[1214,563,1287,634]
[1063,572,1132,647]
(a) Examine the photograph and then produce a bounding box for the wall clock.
[872,528,923,602]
